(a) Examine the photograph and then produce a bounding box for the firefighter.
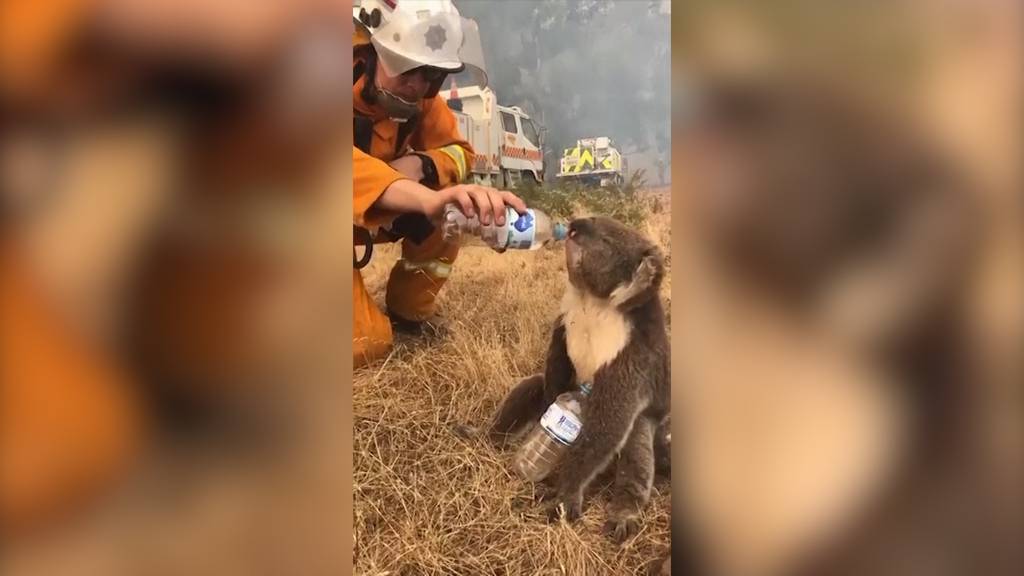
[353,0,525,368]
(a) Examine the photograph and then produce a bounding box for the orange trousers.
[353,226,459,369]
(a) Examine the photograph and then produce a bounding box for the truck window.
[521,119,540,147]
[501,111,518,134]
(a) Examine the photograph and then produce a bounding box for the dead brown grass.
[353,193,672,575]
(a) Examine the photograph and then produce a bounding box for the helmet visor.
[456,17,488,88]
[374,16,488,89]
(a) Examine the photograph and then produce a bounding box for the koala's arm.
[488,317,574,444]
[488,374,545,445]
[542,318,575,404]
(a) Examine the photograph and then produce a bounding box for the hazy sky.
[453,1,672,178]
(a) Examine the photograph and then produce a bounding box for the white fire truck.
[440,79,545,189]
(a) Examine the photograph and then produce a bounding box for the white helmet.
[354,0,488,88]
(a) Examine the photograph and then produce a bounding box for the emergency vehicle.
[441,78,545,189]
[556,136,628,187]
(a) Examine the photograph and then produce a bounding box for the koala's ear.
[638,247,665,285]
[610,246,665,309]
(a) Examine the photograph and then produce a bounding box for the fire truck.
[441,79,545,189]
[556,136,627,187]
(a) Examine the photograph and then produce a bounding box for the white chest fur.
[562,286,632,383]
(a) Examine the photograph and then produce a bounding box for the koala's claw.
[605,514,642,544]
[546,497,582,524]
[451,423,479,440]
[534,485,556,504]
[636,256,658,284]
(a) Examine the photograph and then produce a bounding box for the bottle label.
[539,402,582,445]
[506,209,536,250]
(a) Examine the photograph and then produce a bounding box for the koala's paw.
[604,511,642,544]
[533,482,557,504]
[451,423,479,440]
[546,494,583,524]
[635,254,660,285]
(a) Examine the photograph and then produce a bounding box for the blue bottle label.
[506,209,536,249]
[540,402,582,445]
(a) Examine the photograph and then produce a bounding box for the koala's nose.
[567,222,581,240]
[568,218,592,237]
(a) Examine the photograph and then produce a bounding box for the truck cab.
[441,79,545,189]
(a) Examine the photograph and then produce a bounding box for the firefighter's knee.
[400,226,460,263]
[384,257,453,322]
[385,228,459,322]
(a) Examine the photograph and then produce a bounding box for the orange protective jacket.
[351,29,474,233]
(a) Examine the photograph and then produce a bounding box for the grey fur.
[488,216,670,543]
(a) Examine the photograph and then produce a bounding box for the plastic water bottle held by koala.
[513,383,591,482]
[442,203,568,251]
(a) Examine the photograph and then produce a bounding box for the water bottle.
[512,382,592,482]
[442,203,568,250]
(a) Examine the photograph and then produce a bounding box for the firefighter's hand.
[388,155,424,182]
[430,184,527,227]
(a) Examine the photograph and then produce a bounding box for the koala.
[487,216,671,543]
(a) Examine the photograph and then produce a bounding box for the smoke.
[453,0,671,181]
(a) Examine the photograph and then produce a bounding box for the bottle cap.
[553,222,568,241]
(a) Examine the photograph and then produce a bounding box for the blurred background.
[1,0,1020,575]
[2,0,352,574]
[671,0,1020,575]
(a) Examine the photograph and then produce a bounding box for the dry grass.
[353,190,672,575]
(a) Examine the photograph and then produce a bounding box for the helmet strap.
[361,47,421,122]
[375,87,420,122]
